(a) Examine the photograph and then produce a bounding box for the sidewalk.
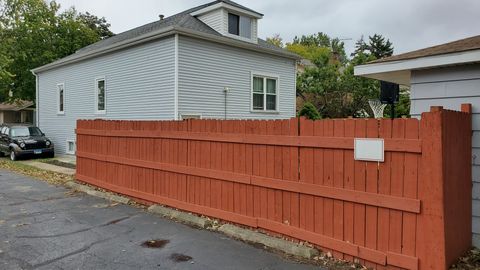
[19,158,75,176]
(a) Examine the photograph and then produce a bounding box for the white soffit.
[354,49,480,85]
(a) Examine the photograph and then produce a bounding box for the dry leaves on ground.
[0,159,73,185]
[450,248,480,270]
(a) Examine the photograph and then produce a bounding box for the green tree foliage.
[78,11,114,39]
[298,102,321,120]
[291,33,381,118]
[383,87,411,118]
[265,33,283,48]
[352,34,394,59]
[0,0,114,101]
[351,34,410,117]
[286,32,409,118]
[291,32,347,63]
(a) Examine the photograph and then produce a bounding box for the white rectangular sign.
[354,138,384,162]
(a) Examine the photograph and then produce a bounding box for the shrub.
[298,102,321,120]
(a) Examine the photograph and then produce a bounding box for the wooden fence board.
[76,109,471,270]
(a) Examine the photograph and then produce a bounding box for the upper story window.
[228,13,251,39]
[95,77,106,114]
[57,83,65,115]
[252,75,278,112]
[228,13,239,35]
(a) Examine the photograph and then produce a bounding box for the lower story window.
[252,75,278,111]
[66,140,76,155]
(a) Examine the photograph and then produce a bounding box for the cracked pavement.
[0,170,319,270]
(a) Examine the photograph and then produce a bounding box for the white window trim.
[57,83,65,115]
[95,76,106,115]
[250,71,280,113]
[66,139,76,155]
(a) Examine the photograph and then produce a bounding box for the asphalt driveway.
[0,169,318,270]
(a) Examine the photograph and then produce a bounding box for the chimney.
[159,14,164,20]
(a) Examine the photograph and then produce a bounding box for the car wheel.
[10,150,17,161]
[0,152,4,157]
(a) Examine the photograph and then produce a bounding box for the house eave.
[174,27,300,60]
[354,49,480,86]
[32,26,177,73]
[32,26,299,74]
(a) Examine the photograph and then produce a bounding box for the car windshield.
[9,127,43,137]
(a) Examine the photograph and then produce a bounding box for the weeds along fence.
[76,105,472,270]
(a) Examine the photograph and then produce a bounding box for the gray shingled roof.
[33,0,294,72]
[372,35,480,63]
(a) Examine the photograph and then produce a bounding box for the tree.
[0,0,114,101]
[291,32,347,63]
[78,11,114,40]
[352,34,394,59]
[266,33,283,48]
[289,32,380,118]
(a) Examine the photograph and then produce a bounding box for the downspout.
[223,87,230,120]
[174,34,179,120]
[31,70,39,127]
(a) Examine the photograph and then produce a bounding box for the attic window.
[228,13,252,39]
[228,13,239,35]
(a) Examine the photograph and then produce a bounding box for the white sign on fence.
[354,138,384,162]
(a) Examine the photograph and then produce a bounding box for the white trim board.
[31,27,299,74]
[94,76,107,115]
[190,2,263,19]
[354,49,480,86]
[174,34,179,120]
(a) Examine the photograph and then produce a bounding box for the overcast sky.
[56,0,480,56]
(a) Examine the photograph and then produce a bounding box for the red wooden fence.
[76,106,472,270]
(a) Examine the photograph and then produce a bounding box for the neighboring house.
[354,34,480,248]
[31,0,299,155]
[0,100,35,124]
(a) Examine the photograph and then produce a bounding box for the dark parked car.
[0,124,54,161]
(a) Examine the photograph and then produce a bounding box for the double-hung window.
[57,83,65,115]
[95,77,106,114]
[252,75,278,111]
[228,13,252,39]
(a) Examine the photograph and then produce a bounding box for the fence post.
[417,106,446,270]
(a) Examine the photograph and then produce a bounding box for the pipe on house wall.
[223,87,230,120]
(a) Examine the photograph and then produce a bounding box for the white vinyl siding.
[177,35,295,119]
[37,37,176,154]
[197,8,223,33]
[410,63,480,247]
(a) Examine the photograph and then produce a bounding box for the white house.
[31,0,299,155]
[354,34,480,248]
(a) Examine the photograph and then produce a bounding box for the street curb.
[147,204,212,229]
[65,181,130,204]
[146,203,318,260]
[218,224,319,259]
